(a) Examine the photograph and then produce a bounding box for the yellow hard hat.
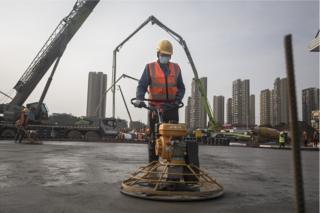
[157,40,173,55]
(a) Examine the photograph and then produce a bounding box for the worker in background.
[312,130,319,148]
[303,130,308,147]
[195,129,202,143]
[14,107,29,143]
[278,131,285,148]
[133,40,185,162]
[284,131,289,145]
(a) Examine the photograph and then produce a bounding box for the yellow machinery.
[155,123,187,162]
[120,99,224,201]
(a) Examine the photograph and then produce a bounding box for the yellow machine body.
[155,123,187,161]
[121,120,224,201]
[158,123,188,137]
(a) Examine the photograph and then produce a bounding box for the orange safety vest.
[19,112,28,127]
[147,62,180,105]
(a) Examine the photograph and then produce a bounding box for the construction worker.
[195,129,202,143]
[133,40,185,162]
[303,130,308,147]
[279,131,285,148]
[14,107,29,143]
[284,131,289,145]
[312,130,319,148]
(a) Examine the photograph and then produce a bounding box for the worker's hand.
[133,99,146,108]
[174,100,181,106]
[172,100,182,108]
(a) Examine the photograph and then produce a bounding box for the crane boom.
[111,15,217,130]
[10,0,99,108]
[95,74,139,116]
[0,91,13,100]
[117,85,133,127]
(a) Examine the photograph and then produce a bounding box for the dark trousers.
[148,108,179,134]
[15,128,25,143]
[147,108,179,162]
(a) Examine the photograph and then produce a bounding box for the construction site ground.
[0,141,318,213]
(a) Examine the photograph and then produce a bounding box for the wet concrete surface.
[0,141,318,213]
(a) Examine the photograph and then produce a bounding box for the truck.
[0,0,119,140]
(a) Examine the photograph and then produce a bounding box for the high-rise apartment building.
[250,94,255,126]
[270,89,275,126]
[260,89,272,126]
[227,98,232,124]
[279,78,289,124]
[86,72,107,118]
[241,80,250,127]
[311,110,320,130]
[302,87,320,125]
[232,79,250,127]
[190,77,207,129]
[271,77,289,126]
[272,78,281,126]
[232,79,242,126]
[213,96,224,125]
[185,97,192,129]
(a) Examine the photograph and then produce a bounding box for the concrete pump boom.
[111,15,217,130]
[117,85,133,127]
[95,74,139,116]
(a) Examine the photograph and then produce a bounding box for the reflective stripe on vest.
[148,62,180,103]
[150,94,176,100]
[279,135,285,143]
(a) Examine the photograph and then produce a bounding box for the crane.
[0,91,13,101]
[0,0,100,121]
[111,15,217,130]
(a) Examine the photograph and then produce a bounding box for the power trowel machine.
[120,98,223,201]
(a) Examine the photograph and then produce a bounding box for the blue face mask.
[159,55,170,64]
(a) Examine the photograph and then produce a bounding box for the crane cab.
[26,102,49,123]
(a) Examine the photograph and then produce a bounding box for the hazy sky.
[0,0,319,124]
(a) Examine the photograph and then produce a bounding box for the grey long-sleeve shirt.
[136,61,185,102]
